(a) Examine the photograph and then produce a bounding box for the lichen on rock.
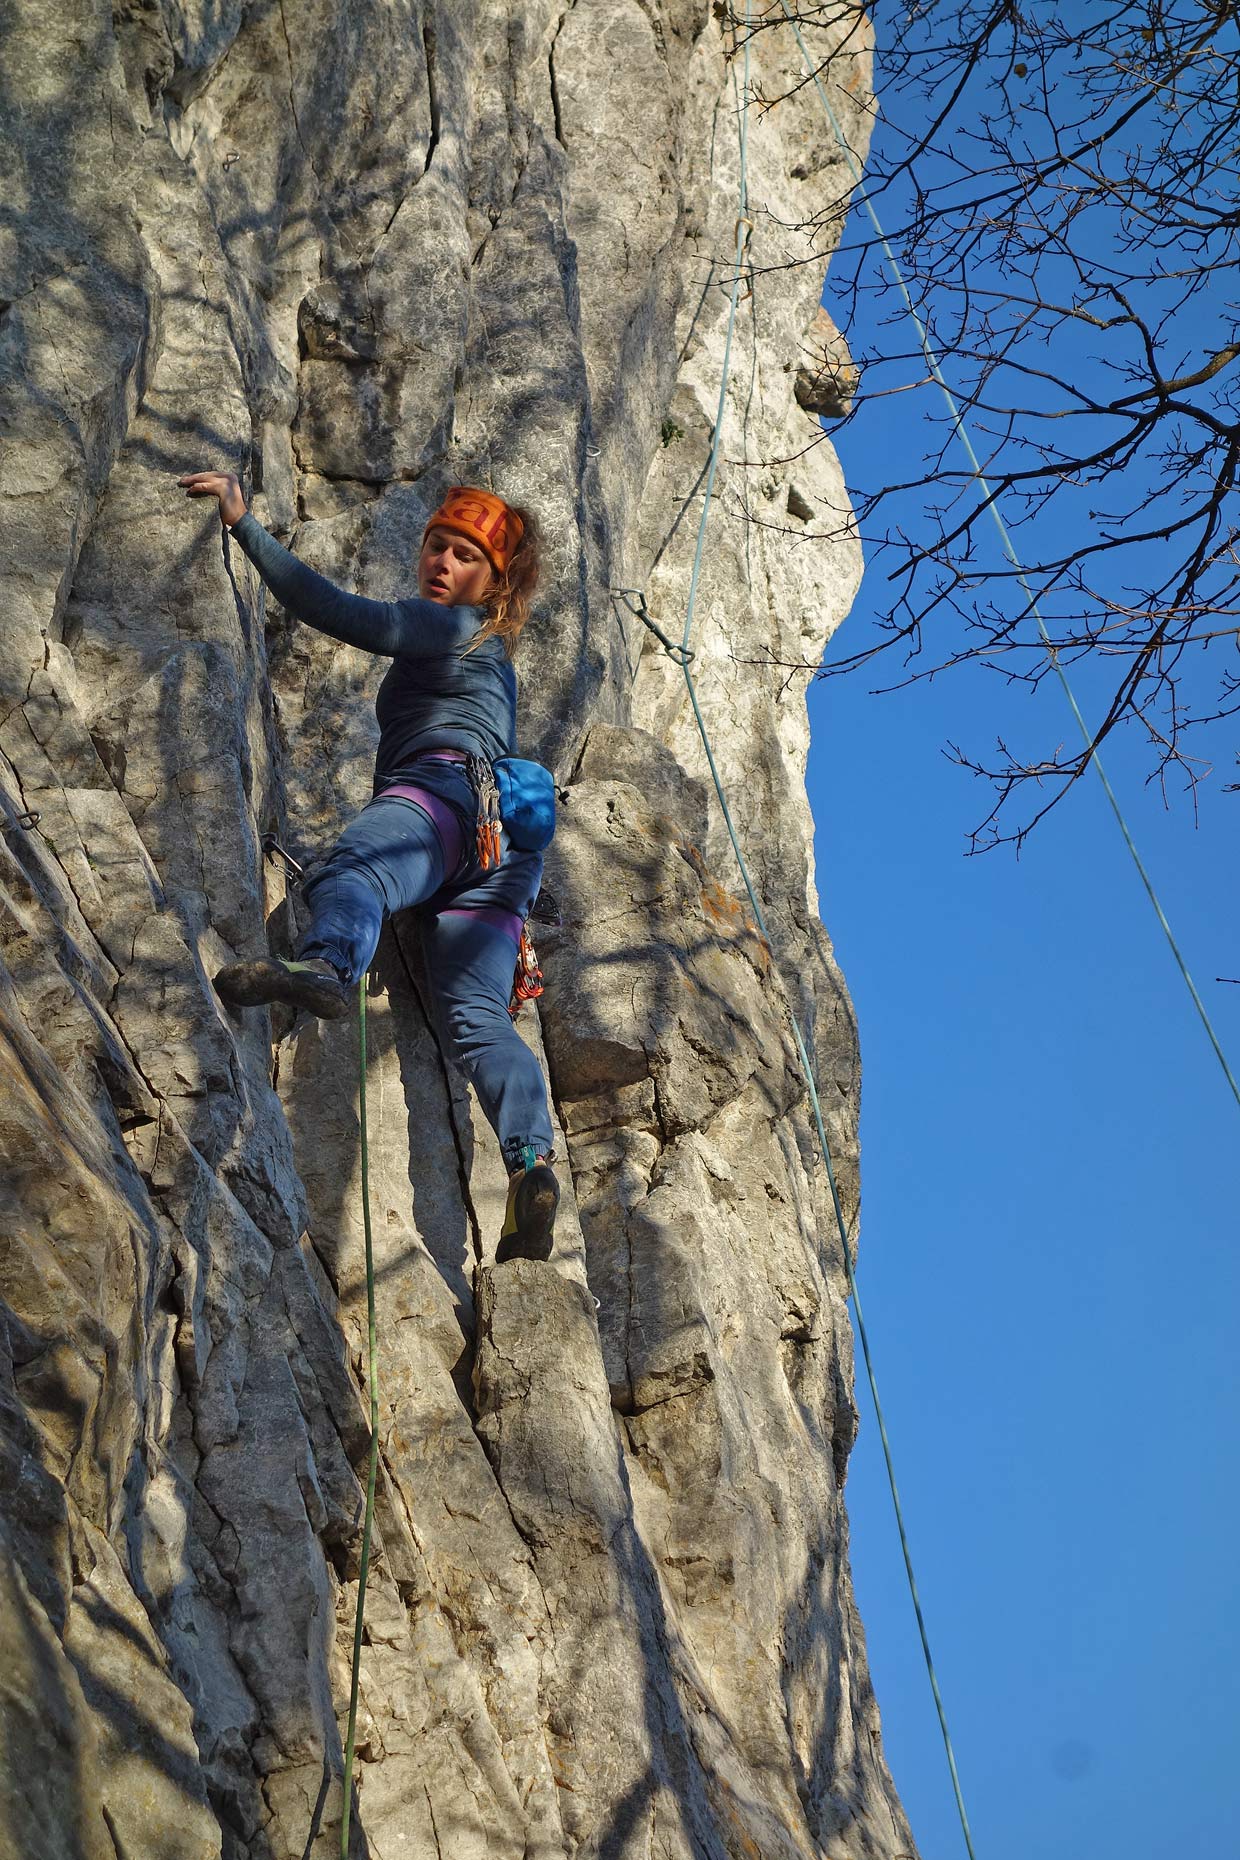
[0,2,915,1857]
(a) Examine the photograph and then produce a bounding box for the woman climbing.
[177,470,559,1263]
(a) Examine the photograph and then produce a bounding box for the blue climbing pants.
[297,780,553,1172]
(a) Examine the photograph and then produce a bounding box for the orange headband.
[424,487,524,575]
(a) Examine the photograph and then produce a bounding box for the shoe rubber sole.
[214,956,353,1020]
[495,1165,559,1264]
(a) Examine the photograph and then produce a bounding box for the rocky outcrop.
[1,4,913,1859]
[795,306,860,418]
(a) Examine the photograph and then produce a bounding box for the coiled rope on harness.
[341,977,380,1859]
[777,0,1240,1117]
[619,5,982,1854]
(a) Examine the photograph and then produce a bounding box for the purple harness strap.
[378,783,465,876]
[378,759,521,944]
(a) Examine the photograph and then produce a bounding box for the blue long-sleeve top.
[230,512,517,779]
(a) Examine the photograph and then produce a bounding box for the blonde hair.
[467,506,542,657]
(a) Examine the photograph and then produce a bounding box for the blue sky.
[807,654,1237,1860]
[797,18,1239,1857]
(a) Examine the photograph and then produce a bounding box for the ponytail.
[466,506,542,657]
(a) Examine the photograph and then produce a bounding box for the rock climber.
[177,469,559,1263]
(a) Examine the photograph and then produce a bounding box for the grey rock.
[795,304,861,418]
[0,1528,115,1860]
[1,4,915,1859]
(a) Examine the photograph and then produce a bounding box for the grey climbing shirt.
[229,512,518,778]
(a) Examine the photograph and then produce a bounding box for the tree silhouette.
[747,0,1240,844]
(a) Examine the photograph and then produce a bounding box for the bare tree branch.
[742,0,1240,842]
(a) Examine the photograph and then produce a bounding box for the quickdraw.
[509,925,543,1017]
[466,752,503,869]
[261,833,304,882]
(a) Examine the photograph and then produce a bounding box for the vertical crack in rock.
[422,16,441,176]
[548,18,569,151]
[275,0,312,171]
[1,3,917,1857]
[389,921,484,1265]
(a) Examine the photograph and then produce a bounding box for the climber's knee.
[443,995,511,1070]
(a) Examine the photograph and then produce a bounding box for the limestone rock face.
[795,306,861,419]
[1,4,913,1859]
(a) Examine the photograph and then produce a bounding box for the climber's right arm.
[177,471,479,656]
[228,512,430,655]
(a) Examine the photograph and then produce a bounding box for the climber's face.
[419,525,497,606]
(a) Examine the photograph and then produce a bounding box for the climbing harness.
[777,0,1240,1118]
[341,977,380,1859]
[261,806,545,1035]
[509,925,544,1016]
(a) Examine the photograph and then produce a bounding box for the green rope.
[341,976,380,1859]
[679,658,979,1859]
[646,7,981,1852]
[661,8,981,1854]
[779,0,1240,1117]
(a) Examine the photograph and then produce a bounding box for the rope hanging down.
[629,8,981,1855]
[778,0,1240,1117]
[341,978,380,1859]
[339,14,974,1858]
[631,648,980,1858]
[645,7,977,1853]
[679,643,978,1860]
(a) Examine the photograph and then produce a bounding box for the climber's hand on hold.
[177,470,247,528]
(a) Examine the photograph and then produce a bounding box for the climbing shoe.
[213,955,353,1020]
[495,1157,559,1264]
